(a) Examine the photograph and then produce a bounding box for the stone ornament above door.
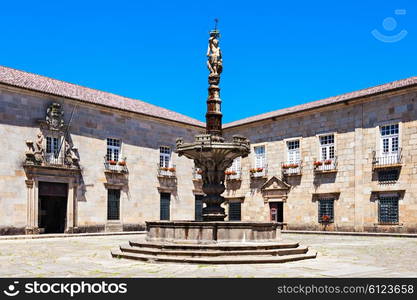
[261,176,290,202]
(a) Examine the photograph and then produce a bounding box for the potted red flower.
[282,164,290,169]
[109,160,117,165]
[168,167,176,172]
[118,160,126,166]
[321,215,331,222]
[256,167,263,172]
[290,163,299,168]
[313,161,323,167]
[197,169,203,174]
[324,160,332,165]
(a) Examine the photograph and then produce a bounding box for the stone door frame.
[25,174,77,234]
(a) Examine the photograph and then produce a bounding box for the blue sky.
[0,0,415,123]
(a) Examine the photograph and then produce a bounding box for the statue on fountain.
[176,21,250,221]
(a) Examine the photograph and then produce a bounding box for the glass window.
[380,124,399,154]
[319,135,335,161]
[254,146,266,168]
[287,140,300,163]
[107,138,121,161]
[159,146,171,168]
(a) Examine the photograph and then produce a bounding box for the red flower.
[168,167,176,172]
[321,215,331,222]
[109,160,117,165]
[118,160,126,166]
[313,161,323,166]
[324,160,332,165]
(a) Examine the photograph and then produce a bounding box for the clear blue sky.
[1,0,415,123]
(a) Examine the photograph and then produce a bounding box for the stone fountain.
[112,25,316,263]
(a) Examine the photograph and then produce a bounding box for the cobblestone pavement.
[0,233,416,277]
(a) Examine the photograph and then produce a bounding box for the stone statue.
[207,31,222,76]
[34,132,44,163]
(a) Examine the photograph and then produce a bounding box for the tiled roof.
[0,65,205,128]
[1,65,416,130]
[223,76,417,128]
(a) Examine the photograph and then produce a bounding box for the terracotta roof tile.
[1,65,416,130]
[0,65,205,128]
[223,76,417,128]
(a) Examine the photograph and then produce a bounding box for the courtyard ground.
[0,233,416,277]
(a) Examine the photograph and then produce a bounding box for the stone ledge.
[0,231,146,241]
[282,230,417,238]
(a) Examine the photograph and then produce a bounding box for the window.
[159,146,171,168]
[160,192,171,220]
[229,202,241,221]
[318,198,334,223]
[287,140,300,163]
[107,138,121,162]
[380,124,399,155]
[378,169,400,182]
[195,195,204,221]
[319,135,335,161]
[254,145,266,168]
[229,157,241,175]
[107,189,120,220]
[379,196,399,224]
[46,136,60,158]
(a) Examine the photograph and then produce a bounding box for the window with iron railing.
[318,198,334,223]
[229,202,241,221]
[378,196,399,224]
[107,189,120,220]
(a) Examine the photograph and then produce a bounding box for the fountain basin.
[145,221,283,244]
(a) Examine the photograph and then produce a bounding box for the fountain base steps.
[111,240,317,264]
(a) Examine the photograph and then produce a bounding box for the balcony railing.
[192,167,203,181]
[104,156,128,173]
[372,149,402,169]
[250,164,268,178]
[225,168,242,181]
[281,161,302,176]
[44,154,66,167]
[313,157,337,173]
[158,163,176,177]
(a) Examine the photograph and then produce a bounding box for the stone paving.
[0,233,416,277]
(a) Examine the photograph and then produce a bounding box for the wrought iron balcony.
[192,167,203,181]
[281,161,302,176]
[158,163,176,177]
[372,149,402,169]
[225,168,242,181]
[313,157,337,173]
[250,164,268,178]
[104,156,128,173]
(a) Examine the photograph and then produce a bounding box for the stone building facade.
[1,65,416,234]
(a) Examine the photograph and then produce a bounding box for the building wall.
[1,83,417,235]
[0,85,203,234]
[223,88,417,233]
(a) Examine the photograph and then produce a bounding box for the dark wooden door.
[269,202,283,222]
